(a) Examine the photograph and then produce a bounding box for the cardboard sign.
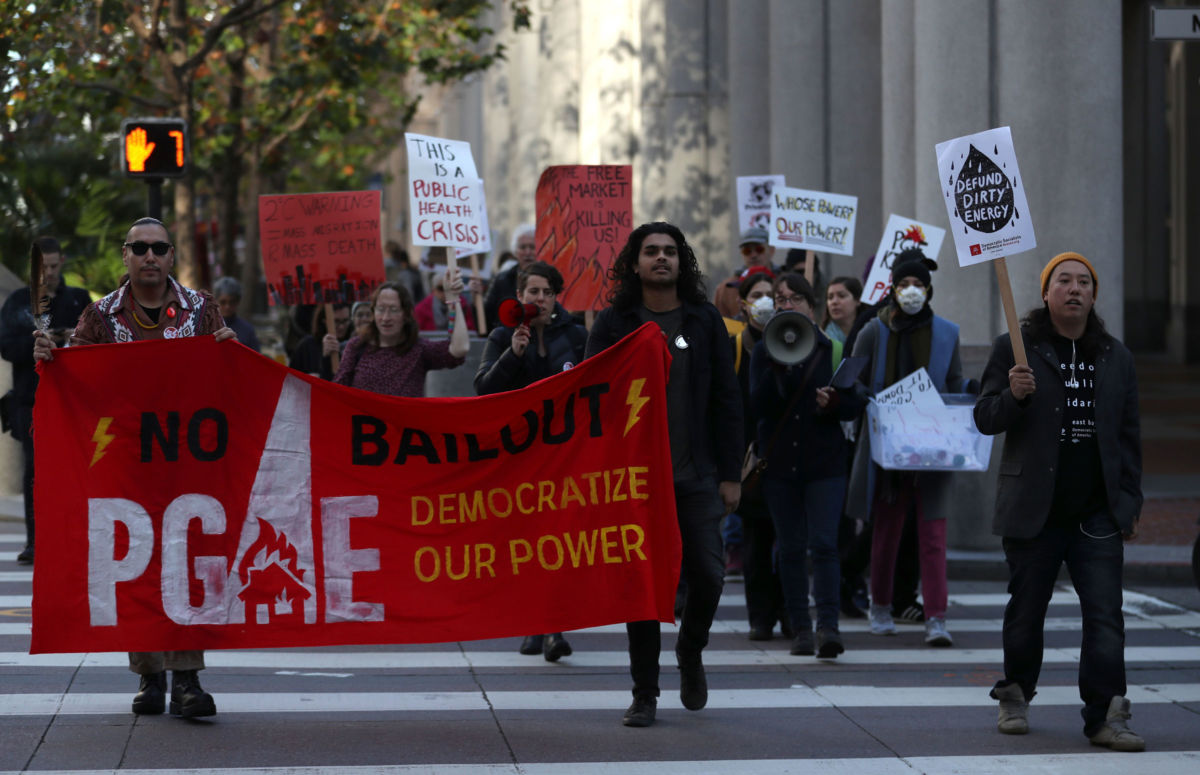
[406,133,488,250]
[535,165,633,311]
[936,126,1036,267]
[873,367,942,410]
[736,175,786,232]
[863,215,948,305]
[768,186,858,256]
[259,190,385,306]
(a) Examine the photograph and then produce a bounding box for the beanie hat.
[1040,252,1098,300]
[891,253,931,288]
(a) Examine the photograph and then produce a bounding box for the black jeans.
[741,499,784,630]
[993,511,1126,737]
[21,433,34,548]
[628,475,725,699]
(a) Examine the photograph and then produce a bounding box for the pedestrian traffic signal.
[120,118,188,178]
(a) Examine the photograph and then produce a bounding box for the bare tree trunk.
[238,147,262,318]
[218,50,246,279]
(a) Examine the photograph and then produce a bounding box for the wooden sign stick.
[467,252,487,335]
[323,303,341,373]
[993,256,1028,367]
[804,251,815,287]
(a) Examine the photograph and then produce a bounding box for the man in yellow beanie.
[974,252,1144,751]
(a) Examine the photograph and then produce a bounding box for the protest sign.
[872,367,942,410]
[768,186,858,256]
[258,190,384,306]
[863,216,947,305]
[736,175,786,232]
[31,325,678,653]
[867,396,993,472]
[406,133,488,251]
[935,126,1037,366]
[935,126,1035,267]
[535,165,633,312]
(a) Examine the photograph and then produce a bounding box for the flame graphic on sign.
[236,518,311,622]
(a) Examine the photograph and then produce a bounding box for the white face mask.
[748,296,774,327]
[896,285,927,315]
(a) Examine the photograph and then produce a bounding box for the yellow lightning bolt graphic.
[90,417,115,467]
[624,378,650,437]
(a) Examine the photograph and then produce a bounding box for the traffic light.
[120,118,189,178]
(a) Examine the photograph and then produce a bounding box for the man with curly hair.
[585,222,743,728]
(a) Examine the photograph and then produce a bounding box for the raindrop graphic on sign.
[953,144,1015,234]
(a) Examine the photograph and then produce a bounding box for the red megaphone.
[498,298,540,328]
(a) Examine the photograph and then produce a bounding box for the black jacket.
[1,283,92,435]
[482,265,519,331]
[973,330,1142,539]
[749,330,863,482]
[585,300,743,483]
[474,303,587,394]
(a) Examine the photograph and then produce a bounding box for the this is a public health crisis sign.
[935,126,1036,267]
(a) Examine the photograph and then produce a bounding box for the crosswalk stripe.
[2,682,1198,716]
[5,614,1199,639]
[3,645,1199,669]
[1,753,1198,775]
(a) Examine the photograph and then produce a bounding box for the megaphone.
[498,298,540,328]
[763,310,817,366]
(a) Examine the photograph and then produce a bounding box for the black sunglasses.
[123,241,172,256]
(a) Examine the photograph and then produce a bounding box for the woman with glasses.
[474,261,588,661]
[749,272,863,658]
[333,267,469,397]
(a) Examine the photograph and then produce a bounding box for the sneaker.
[747,625,773,641]
[16,545,33,565]
[622,696,657,727]
[993,683,1029,734]
[518,634,544,655]
[1088,696,1145,752]
[676,649,707,710]
[816,627,845,659]
[724,545,743,577]
[790,631,814,656]
[169,669,216,718]
[894,601,925,623]
[131,671,166,715]
[924,617,953,647]
[868,604,897,635]
[543,633,572,662]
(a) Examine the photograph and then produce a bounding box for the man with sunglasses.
[713,227,778,319]
[34,217,235,720]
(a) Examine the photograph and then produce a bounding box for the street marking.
[3,645,1199,669]
[1,683,1198,716]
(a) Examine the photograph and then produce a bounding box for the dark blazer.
[585,299,743,483]
[973,330,1143,539]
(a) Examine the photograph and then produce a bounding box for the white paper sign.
[405,133,487,250]
[453,179,492,259]
[935,126,1036,267]
[768,186,858,256]
[873,367,942,410]
[736,175,785,232]
[863,215,948,305]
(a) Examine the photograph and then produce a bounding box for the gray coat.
[845,314,969,523]
[972,331,1142,539]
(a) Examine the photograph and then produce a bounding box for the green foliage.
[1,0,532,285]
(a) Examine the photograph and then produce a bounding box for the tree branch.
[72,80,172,111]
[179,0,290,74]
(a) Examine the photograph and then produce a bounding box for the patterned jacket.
[70,276,223,346]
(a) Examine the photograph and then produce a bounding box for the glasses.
[775,293,804,306]
[374,305,403,316]
[123,241,172,256]
[740,243,765,256]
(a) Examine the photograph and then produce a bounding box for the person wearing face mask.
[847,251,978,648]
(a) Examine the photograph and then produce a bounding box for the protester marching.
[4,119,1157,761]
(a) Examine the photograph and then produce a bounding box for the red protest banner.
[31,326,677,653]
[259,190,385,306]
[535,165,633,312]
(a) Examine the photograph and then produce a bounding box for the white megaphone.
[762,310,817,366]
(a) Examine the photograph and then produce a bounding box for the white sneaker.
[1088,696,1145,752]
[994,683,1029,734]
[925,617,953,647]
[868,604,896,635]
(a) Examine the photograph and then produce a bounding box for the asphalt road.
[1,527,1198,774]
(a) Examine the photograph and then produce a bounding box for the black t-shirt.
[638,305,698,482]
[1048,333,1106,525]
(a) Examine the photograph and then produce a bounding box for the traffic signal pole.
[146,177,164,221]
